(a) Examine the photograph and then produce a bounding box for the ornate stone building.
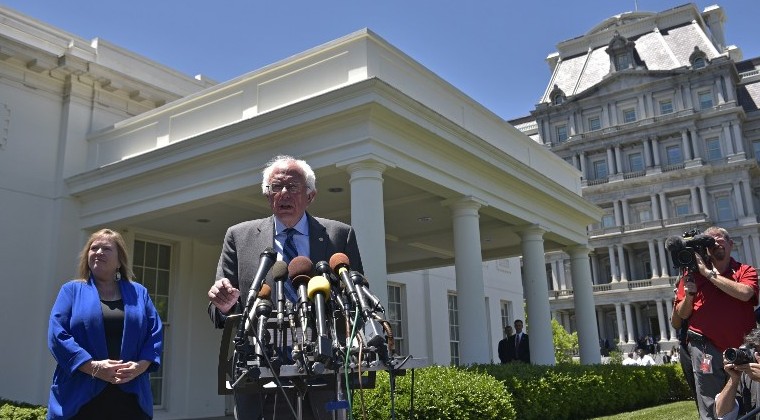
[513,3,760,353]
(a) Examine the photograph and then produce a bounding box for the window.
[659,100,673,115]
[705,138,722,161]
[637,208,651,222]
[588,116,601,131]
[553,95,564,105]
[623,108,636,123]
[716,196,733,221]
[698,91,713,110]
[556,124,568,142]
[448,293,459,366]
[628,152,644,172]
[500,301,513,335]
[133,239,172,406]
[693,57,706,69]
[666,145,683,165]
[675,202,691,217]
[387,284,406,355]
[615,53,631,70]
[601,213,616,228]
[593,160,608,179]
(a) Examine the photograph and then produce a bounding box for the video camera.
[665,228,716,272]
[725,346,755,365]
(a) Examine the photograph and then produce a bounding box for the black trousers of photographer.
[686,330,727,420]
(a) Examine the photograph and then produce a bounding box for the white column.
[733,182,746,218]
[690,186,699,214]
[716,77,725,104]
[567,246,601,364]
[550,259,559,290]
[621,198,630,226]
[597,308,607,344]
[732,123,744,153]
[689,128,700,161]
[520,225,556,365]
[651,137,661,166]
[743,178,756,215]
[658,192,668,220]
[648,240,659,279]
[591,253,600,285]
[634,305,644,337]
[614,200,622,227]
[723,123,735,155]
[614,146,622,174]
[624,303,635,343]
[753,235,760,269]
[347,161,389,307]
[650,194,660,220]
[643,138,652,168]
[579,152,587,179]
[655,299,668,342]
[608,245,619,282]
[665,298,677,342]
[681,129,692,160]
[558,259,568,290]
[448,197,490,364]
[699,186,710,218]
[607,148,616,175]
[617,245,628,282]
[657,238,669,277]
[615,303,626,345]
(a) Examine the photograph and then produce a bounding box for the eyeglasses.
[266,183,303,194]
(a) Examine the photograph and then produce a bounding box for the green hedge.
[351,365,516,419]
[3,363,692,420]
[472,363,692,419]
[0,399,46,420]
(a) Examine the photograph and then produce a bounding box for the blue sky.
[2,1,757,120]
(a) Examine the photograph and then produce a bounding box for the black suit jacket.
[501,333,530,363]
[208,212,363,328]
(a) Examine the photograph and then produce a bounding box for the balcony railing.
[588,213,708,237]
[548,276,679,300]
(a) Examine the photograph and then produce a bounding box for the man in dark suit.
[501,319,530,364]
[208,155,363,420]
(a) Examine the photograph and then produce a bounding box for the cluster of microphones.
[232,247,394,387]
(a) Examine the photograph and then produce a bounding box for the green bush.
[0,399,47,420]
[351,365,516,420]
[474,362,692,419]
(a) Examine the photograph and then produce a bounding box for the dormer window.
[689,46,709,69]
[549,84,566,106]
[606,31,642,72]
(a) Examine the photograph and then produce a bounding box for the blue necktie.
[282,228,299,302]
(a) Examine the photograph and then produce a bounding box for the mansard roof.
[539,3,724,105]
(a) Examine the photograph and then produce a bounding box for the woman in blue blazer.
[47,229,163,420]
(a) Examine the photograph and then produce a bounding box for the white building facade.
[513,4,760,354]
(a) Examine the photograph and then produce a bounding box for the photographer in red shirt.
[673,226,759,419]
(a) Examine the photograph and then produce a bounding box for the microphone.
[244,247,277,309]
[291,274,312,333]
[308,275,332,359]
[245,284,272,333]
[330,253,363,311]
[665,236,684,252]
[350,271,385,314]
[315,260,340,288]
[269,260,288,326]
[253,286,273,359]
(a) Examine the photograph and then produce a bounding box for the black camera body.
[725,346,755,365]
[666,229,716,272]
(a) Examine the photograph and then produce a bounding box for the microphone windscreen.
[307,276,331,299]
[291,274,311,288]
[288,256,314,278]
[329,253,350,272]
[271,261,288,280]
[258,284,272,300]
[665,236,684,251]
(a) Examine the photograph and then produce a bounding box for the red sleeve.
[736,262,759,306]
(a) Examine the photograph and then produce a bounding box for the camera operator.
[673,227,759,419]
[715,328,760,419]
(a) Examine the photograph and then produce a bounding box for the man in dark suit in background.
[207,155,363,420]
[502,319,530,364]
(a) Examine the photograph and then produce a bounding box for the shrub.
[351,365,515,420]
[0,399,47,420]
